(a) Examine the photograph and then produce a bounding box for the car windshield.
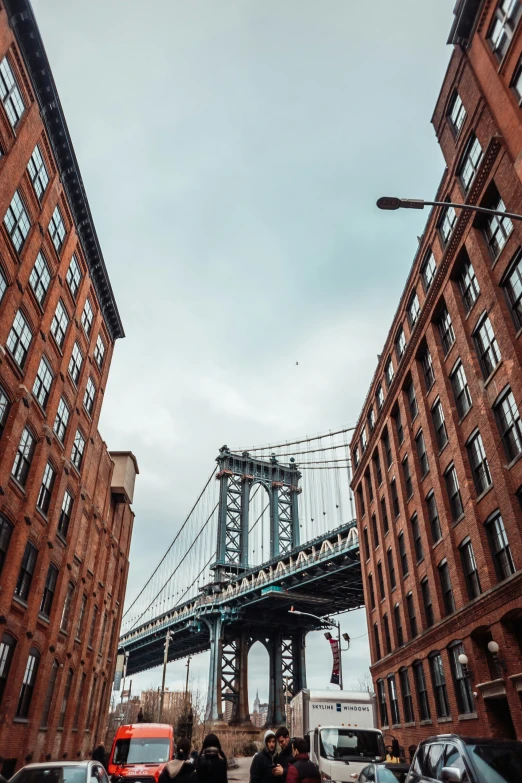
[467,743,522,783]
[320,729,385,761]
[11,767,86,783]
[113,738,170,764]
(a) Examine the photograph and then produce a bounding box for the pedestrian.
[158,751,197,783]
[286,738,319,783]
[385,745,400,764]
[137,708,144,723]
[250,730,283,783]
[92,745,106,768]
[275,727,293,782]
[197,733,227,783]
[408,745,417,763]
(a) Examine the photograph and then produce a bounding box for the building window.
[353,445,359,470]
[513,55,522,101]
[54,397,70,442]
[368,573,375,609]
[402,457,413,499]
[395,327,407,361]
[0,57,24,127]
[413,661,431,721]
[360,427,368,455]
[394,603,404,647]
[16,647,40,719]
[411,512,423,563]
[451,360,472,419]
[50,300,70,350]
[400,667,414,723]
[94,334,106,370]
[88,604,98,648]
[84,376,96,416]
[459,537,482,600]
[391,479,400,518]
[81,298,94,336]
[367,407,375,433]
[4,190,30,252]
[33,356,53,409]
[27,145,49,201]
[449,642,475,715]
[484,191,513,258]
[421,577,434,628]
[40,659,58,729]
[439,202,458,245]
[371,513,379,548]
[363,527,370,561]
[488,0,522,59]
[36,462,56,515]
[357,487,365,518]
[429,651,451,719]
[15,541,37,602]
[398,531,408,577]
[377,678,388,725]
[29,252,51,306]
[494,388,522,461]
[406,592,418,638]
[374,451,383,486]
[387,674,400,725]
[381,497,389,534]
[7,309,32,367]
[438,559,456,616]
[68,342,83,385]
[39,563,58,618]
[485,511,516,581]
[415,430,429,477]
[421,348,435,389]
[458,257,480,314]
[66,254,82,298]
[387,547,396,590]
[76,593,87,639]
[58,490,73,539]
[98,612,108,655]
[426,490,442,543]
[0,516,13,576]
[444,464,463,521]
[377,562,385,601]
[58,668,73,729]
[458,134,483,191]
[448,91,466,134]
[60,581,74,632]
[467,431,492,495]
[503,251,522,329]
[373,623,382,661]
[385,357,394,388]
[431,399,448,452]
[394,408,404,445]
[49,205,66,253]
[71,429,86,471]
[408,292,421,328]
[12,427,36,487]
[438,307,455,355]
[407,381,418,420]
[383,613,392,655]
[0,267,6,304]
[383,429,393,468]
[474,314,501,378]
[0,385,9,440]
[421,251,437,291]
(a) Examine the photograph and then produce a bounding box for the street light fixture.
[289,608,346,689]
[159,629,175,723]
[376,196,522,222]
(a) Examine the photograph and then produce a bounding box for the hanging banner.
[114,653,125,691]
[329,638,340,685]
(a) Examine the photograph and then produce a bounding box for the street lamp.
[376,196,522,222]
[159,629,175,723]
[289,608,346,690]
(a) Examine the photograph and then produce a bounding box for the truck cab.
[108,723,174,783]
[309,725,386,781]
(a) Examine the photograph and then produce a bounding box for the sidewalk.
[228,757,252,782]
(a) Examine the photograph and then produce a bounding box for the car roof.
[114,723,173,739]
[420,735,522,746]
[21,763,91,769]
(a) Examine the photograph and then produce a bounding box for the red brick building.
[351,0,522,748]
[0,1,138,772]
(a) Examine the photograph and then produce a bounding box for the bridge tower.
[204,446,304,727]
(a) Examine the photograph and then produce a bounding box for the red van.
[108,723,174,783]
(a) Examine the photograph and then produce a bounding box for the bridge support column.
[267,631,285,727]
[232,632,251,725]
[205,615,224,722]
[292,632,307,693]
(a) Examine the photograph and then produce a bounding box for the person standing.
[275,727,293,782]
[197,733,227,783]
[92,745,107,768]
[286,738,319,783]
[250,730,283,783]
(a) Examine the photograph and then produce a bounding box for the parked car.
[10,762,109,783]
[352,762,411,782]
[406,734,522,783]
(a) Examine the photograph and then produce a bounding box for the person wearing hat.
[250,730,283,782]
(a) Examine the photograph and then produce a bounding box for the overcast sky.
[32,0,455,710]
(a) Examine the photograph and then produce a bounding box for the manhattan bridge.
[119,428,363,726]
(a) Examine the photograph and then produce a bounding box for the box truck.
[290,689,385,781]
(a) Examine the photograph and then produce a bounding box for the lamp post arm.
[377,196,522,222]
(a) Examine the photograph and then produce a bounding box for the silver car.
[10,761,110,783]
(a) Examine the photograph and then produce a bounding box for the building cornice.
[5,0,125,341]
[447,0,487,47]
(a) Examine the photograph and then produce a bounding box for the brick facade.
[0,2,137,773]
[351,0,522,750]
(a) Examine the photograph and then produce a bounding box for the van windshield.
[320,729,385,762]
[113,738,170,765]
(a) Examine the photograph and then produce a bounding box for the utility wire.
[233,426,355,452]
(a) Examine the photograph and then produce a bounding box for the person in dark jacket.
[275,727,293,782]
[286,738,319,783]
[158,759,197,782]
[92,745,106,768]
[198,733,227,783]
[250,730,283,783]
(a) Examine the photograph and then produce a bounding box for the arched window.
[0,633,16,705]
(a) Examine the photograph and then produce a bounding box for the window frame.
[449,641,475,715]
[402,456,413,499]
[485,510,516,581]
[36,461,56,515]
[50,299,70,350]
[14,540,38,602]
[408,291,421,329]
[439,202,458,246]
[429,651,451,719]
[458,256,480,314]
[4,190,30,253]
[438,558,456,616]
[6,309,32,368]
[406,591,418,639]
[431,398,448,452]
[28,251,51,306]
[458,133,483,192]
[448,91,466,135]
[450,360,472,419]
[12,426,36,487]
[444,463,464,522]
[32,355,53,410]
[487,0,522,60]
[54,396,70,443]
[411,512,424,563]
[421,576,434,628]
[494,387,522,462]
[466,430,492,495]
[0,56,25,128]
[413,660,431,721]
[399,666,414,724]
[459,536,482,600]
[438,306,455,355]
[415,430,430,477]
[395,326,407,361]
[48,204,66,254]
[27,144,49,202]
[502,249,522,330]
[39,562,59,619]
[473,313,501,378]
[16,647,40,719]
[71,428,86,471]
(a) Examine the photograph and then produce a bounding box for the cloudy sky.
[33,0,455,710]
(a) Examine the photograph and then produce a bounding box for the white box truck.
[290,689,385,781]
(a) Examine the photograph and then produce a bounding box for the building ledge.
[476,678,506,699]
[508,672,522,692]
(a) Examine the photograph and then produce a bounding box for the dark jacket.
[277,745,293,782]
[250,747,276,783]
[286,754,320,783]
[158,760,197,783]
[197,746,227,783]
